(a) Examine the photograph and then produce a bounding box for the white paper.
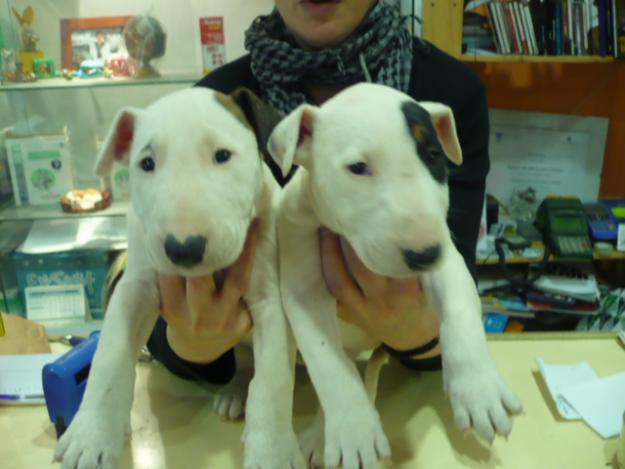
[560,371,625,439]
[536,358,598,420]
[0,353,62,405]
[618,224,625,252]
[487,110,608,205]
[25,284,87,321]
[18,217,127,254]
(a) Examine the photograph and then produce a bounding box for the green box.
[33,58,55,78]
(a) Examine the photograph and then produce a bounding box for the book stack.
[526,267,601,315]
[464,0,625,57]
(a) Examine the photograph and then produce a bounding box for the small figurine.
[12,6,44,76]
[33,57,55,78]
[1,49,17,81]
[123,15,166,78]
[107,56,132,77]
[61,68,75,81]
[75,59,105,79]
[12,6,39,52]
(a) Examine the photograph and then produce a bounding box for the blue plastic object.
[584,202,618,241]
[483,312,509,333]
[42,330,100,438]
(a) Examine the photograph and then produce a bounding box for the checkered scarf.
[244,1,413,114]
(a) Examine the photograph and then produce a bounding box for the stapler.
[42,331,100,438]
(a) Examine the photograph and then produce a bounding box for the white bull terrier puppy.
[54,87,305,469]
[268,82,523,469]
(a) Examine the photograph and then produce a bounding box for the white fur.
[270,83,522,468]
[54,88,305,469]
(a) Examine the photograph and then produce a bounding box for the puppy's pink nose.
[164,235,206,267]
[402,245,441,271]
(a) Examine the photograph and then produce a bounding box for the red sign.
[199,17,225,74]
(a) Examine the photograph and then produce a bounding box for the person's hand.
[320,229,441,356]
[158,222,259,364]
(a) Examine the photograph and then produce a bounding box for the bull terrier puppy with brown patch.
[54,88,306,469]
[268,82,522,469]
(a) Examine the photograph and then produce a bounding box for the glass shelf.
[0,199,129,222]
[0,73,201,92]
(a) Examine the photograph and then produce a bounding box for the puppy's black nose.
[164,235,206,267]
[402,245,441,271]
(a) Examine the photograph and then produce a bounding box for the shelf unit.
[478,241,625,266]
[0,199,129,222]
[422,2,625,288]
[0,73,200,91]
[461,54,616,63]
[422,1,625,199]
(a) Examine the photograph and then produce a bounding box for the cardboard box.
[5,130,74,206]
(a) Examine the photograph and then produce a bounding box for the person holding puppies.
[151,0,489,382]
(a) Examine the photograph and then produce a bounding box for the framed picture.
[60,16,131,70]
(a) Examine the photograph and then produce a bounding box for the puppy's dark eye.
[428,147,443,162]
[214,149,232,164]
[347,162,371,176]
[139,157,155,172]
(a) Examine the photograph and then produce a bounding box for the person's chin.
[295,24,352,49]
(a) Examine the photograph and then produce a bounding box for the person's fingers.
[319,228,364,307]
[387,276,423,299]
[336,302,367,330]
[158,274,186,322]
[227,302,253,336]
[186,275,219,330]
[339,237,388,297]
[221,220,259,304]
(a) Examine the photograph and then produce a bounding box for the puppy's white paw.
[213,368,252,420]
[323,410,390,469]
[297,414,325,468]
[244,426,306,469]
[444,362,523,443]
[54,408,128,469]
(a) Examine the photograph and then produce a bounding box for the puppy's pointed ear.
[95,108,140,190]
[267,104,317,178]
[419,101,462,165]
[228,87,284,157]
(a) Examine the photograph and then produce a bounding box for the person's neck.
[305,83,347,105]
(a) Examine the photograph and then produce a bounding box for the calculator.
[535,197,594,260]
[583,203,618,241]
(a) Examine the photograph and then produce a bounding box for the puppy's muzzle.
[164,234,207,267]
[402,245,441,271]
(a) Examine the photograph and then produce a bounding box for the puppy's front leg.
[243,297,304,469]
[242,209,305,469]
[279,218,390,469]
[55,215,160,469]
[428,247,522,443]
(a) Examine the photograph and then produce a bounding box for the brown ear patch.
[411,124,430,145]
[400,100,448,184]
[214,92,252,131]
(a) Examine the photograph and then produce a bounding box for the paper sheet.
[559,372,625,439]
[536,358,598,419]
[487,110,608,204]
[0,353,61,404]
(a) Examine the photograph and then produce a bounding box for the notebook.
[0,353,61,405]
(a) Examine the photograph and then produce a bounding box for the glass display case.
[0,0,273,328]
